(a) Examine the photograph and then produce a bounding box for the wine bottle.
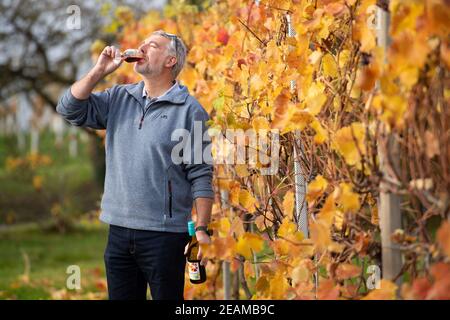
[186,221,206,284]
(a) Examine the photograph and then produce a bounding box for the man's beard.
[134,61,163,76]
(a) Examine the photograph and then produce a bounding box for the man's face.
[134,35,176,76]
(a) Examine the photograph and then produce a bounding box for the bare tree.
[0,0,166,186]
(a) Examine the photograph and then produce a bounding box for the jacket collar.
[125,80,189,106]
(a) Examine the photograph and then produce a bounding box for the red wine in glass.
[114,49,144,64]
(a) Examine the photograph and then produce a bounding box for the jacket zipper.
[168,179,173,218]
[138,106,152,130]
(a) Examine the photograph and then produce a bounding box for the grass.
[0,128,101,224]
[0,221,109,300]
[0,128,109,299]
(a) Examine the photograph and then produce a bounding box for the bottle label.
[188,261,201,281]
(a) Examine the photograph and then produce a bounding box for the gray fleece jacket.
[56,80,214,232]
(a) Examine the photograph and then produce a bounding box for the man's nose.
[138,43,147,53]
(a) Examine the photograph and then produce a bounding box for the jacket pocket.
[168,179,173,218]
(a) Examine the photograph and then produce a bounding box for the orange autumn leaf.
[200,235,236,261]
[229,181,241,206]
[352,7,376,53]
[255,276,270,296]
[436,221,450,258]
[426,262,450,299]
[401,277,432,300]
[357,60,381,91]
[363,280,398,300]
[335,263,361,280]
[424,0,450,38]
[310,220,332,253]
[271,88,292,130]
[317,279,340,300]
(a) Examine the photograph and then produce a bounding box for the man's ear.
[167,56,177,68]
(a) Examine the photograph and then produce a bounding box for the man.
[56,30,214,300]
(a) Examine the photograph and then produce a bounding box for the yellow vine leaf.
[308,50,323,66]
[239,189,257,213]
[254,214,267,231]
[322,53,338,78]
[332,122,366,166]
[334,183,361,213]
[380,94,407,129]
[282,191,295,220]
[292,265,310,286]
[390,1,424,37]
[230,216,245,237]
[218,217,231,238]
[310,119,328,144]
[310,220,331,253]
[271,239,291,257]
[252,116,270,131]
[306,175,328,203]
[317,194,336,227]
[334,210,344,231]
[305,81,327,116]
[179,66,199,92]
[235,164,250,178]
[290,109,314,131]
[236,232,265,260]
[278,217,303,242]
[353,0,376,53]
[250,74,266,98]
[269,271,290,299]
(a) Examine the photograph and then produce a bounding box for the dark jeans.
[104,224,191,300]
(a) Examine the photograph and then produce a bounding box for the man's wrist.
[90,66,106,82]
[195,225,212,236]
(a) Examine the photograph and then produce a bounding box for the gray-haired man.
[56,31,214,300]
